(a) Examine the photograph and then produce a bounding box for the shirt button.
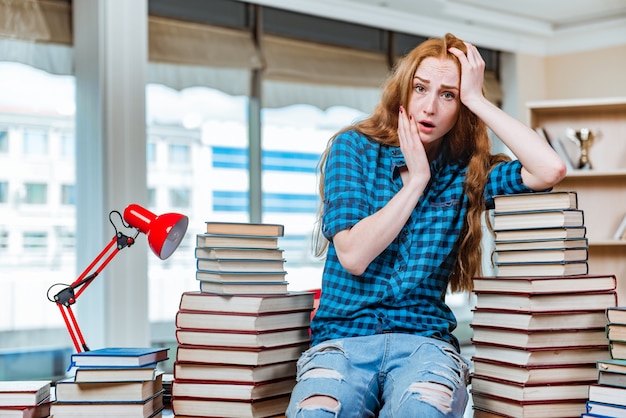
[397,266,405,272]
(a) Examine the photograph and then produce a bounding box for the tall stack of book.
[0,380,51,418]
[582,306,626,417]
[171,222,315,417]
[50,347,169,418]
[471,191,618,418]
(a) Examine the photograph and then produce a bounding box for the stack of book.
[50,346,169,418]
[470,191,619,417]
[171,291,315,417]
[195,222,288,294]
[0,380,51,418]
[582,306,626,417]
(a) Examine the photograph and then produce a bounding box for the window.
[0,181,7,203]
[22,231,48,249]
[168,143,190,165]
[169,187,190,208]
[23,130,48,155]
[60,133,74,159]
[0,129,7,153]
[61,184,75,205]
[24,183,47,204]
[147,141,157,164]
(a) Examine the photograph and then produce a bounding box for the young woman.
[286,33,566,417]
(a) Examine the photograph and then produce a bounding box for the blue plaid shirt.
[310,130,533,350]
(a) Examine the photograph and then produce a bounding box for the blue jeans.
[286,334,470,418]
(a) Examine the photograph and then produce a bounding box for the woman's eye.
[442,92,455,100]
[415,85,426,93]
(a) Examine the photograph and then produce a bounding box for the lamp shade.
[123,204,189,259]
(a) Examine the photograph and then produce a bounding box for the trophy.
[566,128,595,170]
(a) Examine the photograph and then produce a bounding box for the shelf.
[563,169,626,179]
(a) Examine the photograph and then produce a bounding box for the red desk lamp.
[48,204,189,352]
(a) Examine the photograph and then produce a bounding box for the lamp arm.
[52,231,135,352]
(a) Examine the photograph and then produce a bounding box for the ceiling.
[248,0,626,55]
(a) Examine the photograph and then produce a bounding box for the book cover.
[196,234,279,249]
[50,390,163,416]
[471,325,608,349]
[472,274,616,295]
[198,280,289,295]
[470,374,592,402]
[472,357,597,384]
[493,209,584,230]
[195,247,284,261]
[178,291,315,314]
[171,376,296,400]
[585,400,626,418]
[494,237,588,252]
[69,347,169,368]
[0,381,50,407]
[175,327,311,348]
[493,191,578,213]
[598,369,626,387]
[0,402,51,418]
[175,342,310,366]
[173,360,297,383]
[55,372,163,402]
[471,391,587,418]
[171,393,290,418]
[588,383,626,406]
[175,310,311,332]
[72,365,158,383]
[204,222,285,237]
[495,260,589,277]
[597,358,626,374]
[494,247,588,264]
[473,290,617,313]
[196,258,286,273]
[494,226,587,242]
[471,309,608,331]
[472,343,610,366]
[607,306,626,324]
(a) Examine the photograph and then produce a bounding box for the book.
[471,309,608,331]
[588,383,626,406]
[472,358,597,384]
[471,325,608,349]
[598,370,626,387]
[472,274,616,295]
[171,393,290,418]
[493,209,584,230]
[585,400,626,418]
[472,344,609,366]
[204,222,284,237]
[176,342,309,366]
[175,310,311,332]
[178,291,315,314]
[196,258,286,273]
[0,381,50,407]
[494,238,588,252]
[473,290,617,313]
[198,280,289,294]
[470,375,592,402]
[471,391,587,418]
[607,306,626,324]
[171,376,295,400]
[196,271,288,283]
[196,234,279,249]
[69,347,169,368]
[607,323,626,341]
[613,213,626,240]
[494,247,588,263]
[175,327,311,348]
[195,247,284,260]
[0,402,51,418]
[610,340,626,359]
[597,358,626,374]
[55,372,163,402]
[495,260,589,277]
[494,226,586,242]
[536,127,575,172]
[173,361,297,383]
[493,191,578,213]
[73,365,158,383]
[49,390,163,417]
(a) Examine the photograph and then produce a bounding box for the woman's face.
[407,56,461,148]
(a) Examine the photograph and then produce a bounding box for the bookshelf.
[527,97,626,303]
